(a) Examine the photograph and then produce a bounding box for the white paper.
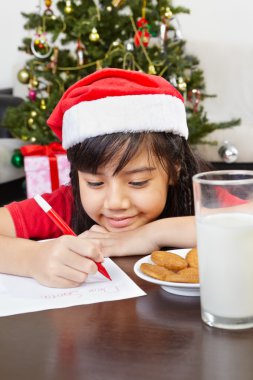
[0,258,146,317]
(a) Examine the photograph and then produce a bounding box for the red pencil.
[34,194,112,281]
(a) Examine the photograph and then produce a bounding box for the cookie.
[186,248,198,269]
[140,263,174,281]
[176,267,199,283]
[151,250,187,271]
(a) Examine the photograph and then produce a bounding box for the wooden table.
[0,256,253,380]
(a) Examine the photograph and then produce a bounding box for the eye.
[87,181,104,188]
[129,180,149,187]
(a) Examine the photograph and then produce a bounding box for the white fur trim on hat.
[62,94,188,149]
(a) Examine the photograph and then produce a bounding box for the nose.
[104,181,130,210]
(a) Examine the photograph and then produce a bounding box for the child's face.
[78,149,169,232]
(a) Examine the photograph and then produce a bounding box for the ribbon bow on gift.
[20,142,66,192]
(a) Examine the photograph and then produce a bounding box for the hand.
[81,224,160,257]
[30,235,103,288]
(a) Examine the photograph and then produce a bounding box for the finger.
[79,230,109,239]
[56,265,90,284]
[59,235,104,262]
[89,225,108,233]
[62,250,98,275]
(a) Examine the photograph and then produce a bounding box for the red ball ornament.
[137,17,148,28]
[134,29,150,47]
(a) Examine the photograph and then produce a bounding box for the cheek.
[138,185,168,216]
[79,185,99,218]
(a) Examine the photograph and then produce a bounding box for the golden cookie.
[162,267,199,283]
[140,263,174,281]
[186,248,198,269]
[151,251,187,271]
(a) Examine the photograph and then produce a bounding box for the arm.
[82,216,196,257]
[0,207,104,288]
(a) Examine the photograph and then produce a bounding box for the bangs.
[67,132,153,174]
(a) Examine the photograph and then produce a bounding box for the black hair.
[67,132,212,234]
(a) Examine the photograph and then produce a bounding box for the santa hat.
[47,68,188,149]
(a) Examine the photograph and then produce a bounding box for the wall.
[0,0,253,161]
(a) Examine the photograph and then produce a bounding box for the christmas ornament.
[44,0,55,19]
[188,89,201,112]
[148,64,156,75]
[177,77,187,92]
[64,0,73,14]
[30,110,37,118]
[163,7,173,20]
[40,99,47,110]
[112,0,125,7]
[28,88,37,102]
[126,40,134,51]
[112,39,120,47]
[134,18,150,48]
[160,21,168,52]
[76,39,86,65]
[169,74,178,87]
[17,68,30,84]
[30,77,39,88]
[31,29,52,59]
[218,141,238,164]
[27,117,37,130]
[11,150,24,168]
[89,28,100,42]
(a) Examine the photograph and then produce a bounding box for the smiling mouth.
[105,216,136,228]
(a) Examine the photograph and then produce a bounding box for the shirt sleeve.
[215,186,248,207]
[5,185,73,240]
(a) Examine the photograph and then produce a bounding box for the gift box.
[21,143,70,198]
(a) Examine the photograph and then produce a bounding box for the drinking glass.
[193,170,253,330]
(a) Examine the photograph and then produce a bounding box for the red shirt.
[5,185,73,240]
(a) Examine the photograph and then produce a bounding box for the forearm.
[144,216,197,249]
[87,216,197,257]
[0,235,39,277]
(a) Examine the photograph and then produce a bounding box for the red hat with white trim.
[47,68,188,149]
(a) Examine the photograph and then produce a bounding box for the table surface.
[1,256,253,380]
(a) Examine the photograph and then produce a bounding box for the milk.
[197,213,253,319]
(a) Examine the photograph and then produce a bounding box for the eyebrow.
[122,167,157,175]
[88,167,157,176]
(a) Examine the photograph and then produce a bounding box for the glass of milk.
[193,170,253,330]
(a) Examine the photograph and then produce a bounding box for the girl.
[0,68,209,288]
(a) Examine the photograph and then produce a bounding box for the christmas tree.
[2,0,240,146]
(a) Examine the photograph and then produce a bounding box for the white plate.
[134,249,200,297]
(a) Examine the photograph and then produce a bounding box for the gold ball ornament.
[164,7,173,19]
[27,117,35,127]
[30,78,39,88]
[40,99,47,110]
[178,77,187,92]
[30,110,37,118]
[17,68,30,84]
[89,28,100,42]
[64,0,73,14]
